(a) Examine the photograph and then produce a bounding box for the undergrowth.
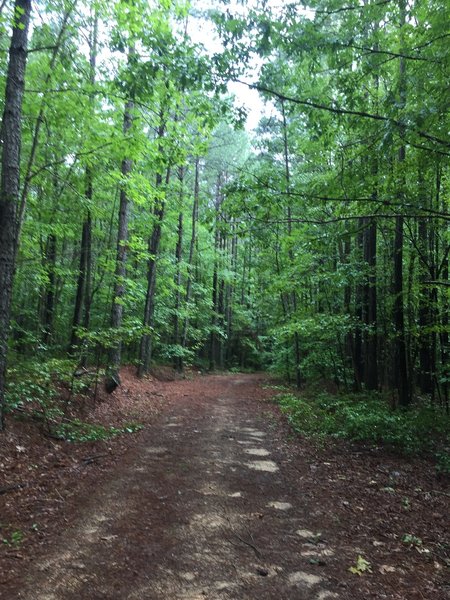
[5,358,143,442]
[53,420,143,442]
[273,389,450,473]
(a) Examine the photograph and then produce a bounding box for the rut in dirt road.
[17,375,338,600]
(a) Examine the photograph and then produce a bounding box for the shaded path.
[17,375,337,600]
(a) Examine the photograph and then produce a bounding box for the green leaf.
[349,555,372,575]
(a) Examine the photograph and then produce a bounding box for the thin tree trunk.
[173,167,184,372]
[225,225,237,364]
[218,245,226,369]
[417,165,432,393]
[42,234,57,345]
[436,163,448,410]
[393,0,410,407]
[281,100,301,387]
[354,223,365,391]
[364,217,378,389]
[70,10,97,358]
[137,148,169,378]
[274,228,291,382]
[180,157,200,359]
[16,3,76,250]
[106,46,135,390]
[209,228,220,371]
[209,175,223,370]
[364,8,379,391]
[340,233,352,389]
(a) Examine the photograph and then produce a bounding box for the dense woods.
[0,0,448,461]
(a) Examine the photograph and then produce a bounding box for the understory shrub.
[5,359,142,442]
[274,390,450,463]
[54,420,143,442]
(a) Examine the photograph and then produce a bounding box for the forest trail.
[3,373,446,600]
[15,374,339,600]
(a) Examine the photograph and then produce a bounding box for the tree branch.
[27,45,58,53]
[234,79,450,148]
[344,42,439,63]
[315,0,392,17]
[233,180,450,221]
[423,280,450,287]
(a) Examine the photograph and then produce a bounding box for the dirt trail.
[14,374,338,600]
[4,373,447,600]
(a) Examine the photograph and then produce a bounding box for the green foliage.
[402,534,423,547]
[160,343,194,364]
[274,389,450,461]
[1,0,449,456]
[2,529,24,547]
[349,555,372,576]
[5,359,77,413]
[5,358,142,442]
[435,451,450,475]
[53,419,143,443]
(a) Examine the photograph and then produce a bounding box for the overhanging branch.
[234,79,450,149]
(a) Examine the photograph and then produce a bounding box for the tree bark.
[180,157,200,361]
[106,46,135,389]
[354,223,364,391]
[70,9,97,359]
[393,0,410,407]
[209,174,223,370]
[136,142,169,378]
[173,167,184,372]
[281,100,301,388]
[364,217,378,389]
[0,0,32,429]
[417,165,432,393]
[42,234,57,345]
[364,3,379,391]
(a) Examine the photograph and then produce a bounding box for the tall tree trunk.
[209,175,223,370]
[70,209,92,354]
[225,225,237,364]
[218,245,226,369]
[417,164,432,393]
[173,167,184,373]
[180,157,200,361]
[364,8,379,392]
[70,9,97,358]
[340,232,352,389]
[364,217,378,389]
[106,47,135,390]
[354,223,364,391]
[0,0,31,430]
[393,0,410,407]
[281,100,301,388]
[436,163,448,410]
[209,230,220,371]
[393,215,409,406]
[42,234,57,345]
[136,141,169,378]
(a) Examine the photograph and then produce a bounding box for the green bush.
[5,358,143,443]
[5,359,73,412]
[435,451,450,475]
[273,390,450,463]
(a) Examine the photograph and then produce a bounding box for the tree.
[0,0,32,429]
